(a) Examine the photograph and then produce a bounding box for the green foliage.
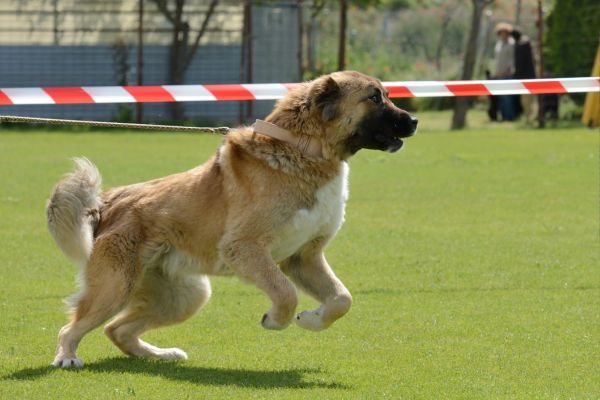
[0,117,598,398]
[313,0,416,9]
[558,95,585,120]
[364,0,415,10]
[414,95,455,110]
[114,105,134,123]
[545,0,600,79]
[303,4,469,111]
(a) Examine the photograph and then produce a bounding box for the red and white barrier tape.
[0,77,597,105]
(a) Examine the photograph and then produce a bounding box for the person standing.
[493,22,516,121]
[511,27,537,123]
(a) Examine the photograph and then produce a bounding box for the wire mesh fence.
[0,0,302,125]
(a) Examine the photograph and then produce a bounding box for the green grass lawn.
[0,114,598,399]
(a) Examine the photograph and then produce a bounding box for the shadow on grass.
[4,357,348,389]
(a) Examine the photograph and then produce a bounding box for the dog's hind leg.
[104,269,211,361]
[280,239,352,332]
[53,238,136,368]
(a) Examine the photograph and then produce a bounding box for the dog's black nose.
[410,116,418,129]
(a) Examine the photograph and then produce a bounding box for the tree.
[305,0,326,74]
[151,0,219,119]
[305,0,413,77]
[434,2,460,72]
[451,0,494,130]
[546,0,600,81]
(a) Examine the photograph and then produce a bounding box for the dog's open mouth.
[387,137,404,152]
[386,126,418,152]
[376,134,409,153]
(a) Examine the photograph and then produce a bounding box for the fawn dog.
[46,71,418,367]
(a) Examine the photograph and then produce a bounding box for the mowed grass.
[0,116,598,399]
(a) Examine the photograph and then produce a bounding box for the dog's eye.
[369,93,382,104]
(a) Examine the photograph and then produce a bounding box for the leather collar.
[253,119,324,159]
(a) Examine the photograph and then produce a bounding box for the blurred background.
[0,0,598,127]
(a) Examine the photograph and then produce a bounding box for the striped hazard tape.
[0,77,597,105]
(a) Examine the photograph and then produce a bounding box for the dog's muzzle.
[384,114,418,152]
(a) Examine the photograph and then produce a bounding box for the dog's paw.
[157,348,188,361]
[52,357,84,368]
[261,311,291,330]
[295,309,327,331]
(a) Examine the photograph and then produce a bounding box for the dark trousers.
[488,77,521,122]
[498,95,516,121]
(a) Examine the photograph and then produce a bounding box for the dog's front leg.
[280,240,352,332]
[220,239,297,330]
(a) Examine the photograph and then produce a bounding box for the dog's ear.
[311,76,340,122]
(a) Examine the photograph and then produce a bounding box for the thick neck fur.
[263,84,347,162]
[265,83,324,136]
[226,128,342,187]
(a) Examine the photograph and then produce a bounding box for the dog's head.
[266,71,417,160]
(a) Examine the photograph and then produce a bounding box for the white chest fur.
[270,162,349,262]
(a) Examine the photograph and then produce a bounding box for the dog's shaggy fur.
[46,71,417,368]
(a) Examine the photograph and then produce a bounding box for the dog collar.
[253,119,323,159]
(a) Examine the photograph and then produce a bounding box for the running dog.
[46,71,418,368]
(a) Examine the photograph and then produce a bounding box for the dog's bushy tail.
[46,157,102,267]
